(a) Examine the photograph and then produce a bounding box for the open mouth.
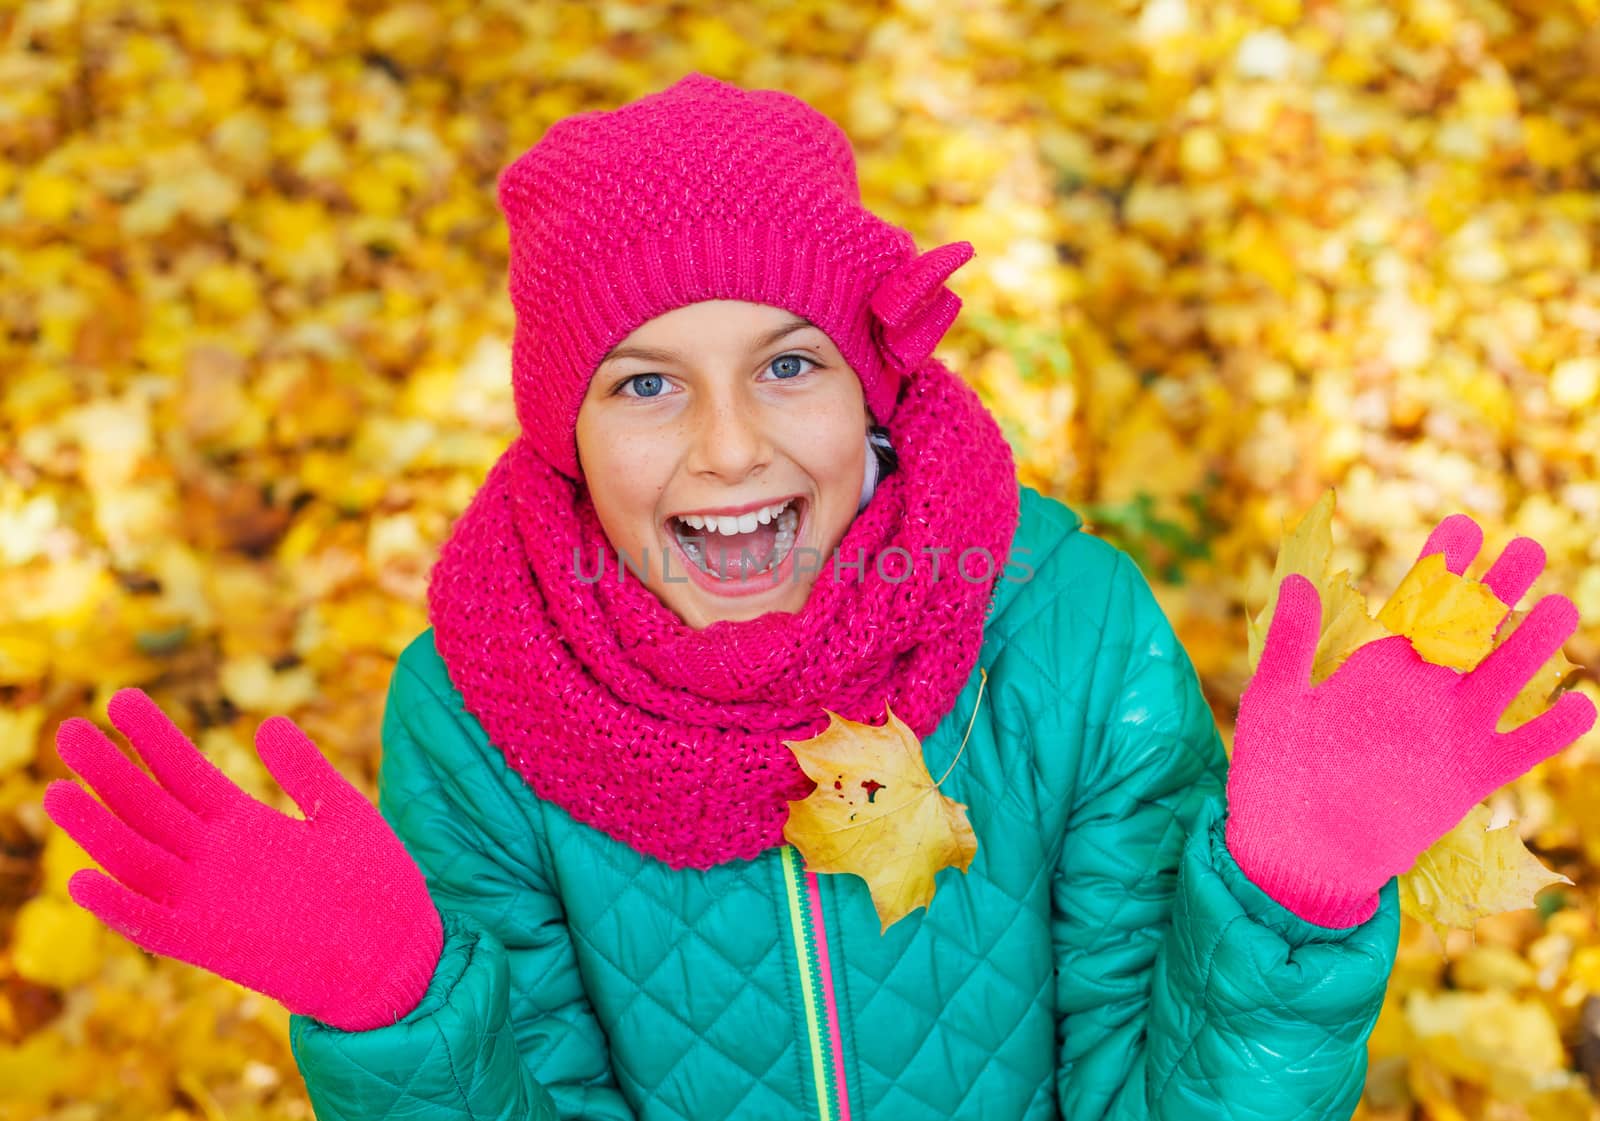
[667,496,806,581]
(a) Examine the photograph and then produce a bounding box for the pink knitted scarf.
[425,353,1019,870]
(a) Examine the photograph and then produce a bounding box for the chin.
[675,581,810,628]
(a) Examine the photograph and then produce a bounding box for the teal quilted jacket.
[289,484,1400,1120]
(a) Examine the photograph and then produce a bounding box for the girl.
[42,72,1596,1120]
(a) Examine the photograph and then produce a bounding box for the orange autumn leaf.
[783,703,978,933]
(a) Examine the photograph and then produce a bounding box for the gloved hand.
[42,687,443,1032]
[1225,514,1598,929]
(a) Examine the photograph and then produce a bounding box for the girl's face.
[575,300,870,629]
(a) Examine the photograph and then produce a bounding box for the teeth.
[675,503,801,579]
[675,497,795,537]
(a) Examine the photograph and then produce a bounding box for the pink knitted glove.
[1225,515,1598,928]
[42,688,443,1032]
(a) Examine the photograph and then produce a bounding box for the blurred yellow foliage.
[3,1,1600,1119]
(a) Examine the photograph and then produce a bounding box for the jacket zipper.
[780,845,852,1121]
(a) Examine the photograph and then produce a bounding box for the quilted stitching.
[547,824,802,1119]
[288,485,1400,1121]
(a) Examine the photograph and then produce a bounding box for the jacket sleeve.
[1053,548,1401,1120]
[288,654,638,1121]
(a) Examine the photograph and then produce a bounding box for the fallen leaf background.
[3,1,1599,1118]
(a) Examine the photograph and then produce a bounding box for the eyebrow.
[599,316,817,366]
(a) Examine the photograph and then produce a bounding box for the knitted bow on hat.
[868,240,975,377]
[1225,514,1597,929]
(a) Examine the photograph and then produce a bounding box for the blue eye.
[622,373,666,398]
[769,353,818,379]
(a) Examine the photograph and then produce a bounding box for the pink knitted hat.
[496,71,976,479]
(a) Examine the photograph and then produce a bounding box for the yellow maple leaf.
[1372,551,1581,732]
[1399,804,1571,947]
[1246,488,1389,685]
[1374,551,1505,667]
[783,697,979,934]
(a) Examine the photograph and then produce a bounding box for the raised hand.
[42,688,443,1032]
[1224,516,1597,929]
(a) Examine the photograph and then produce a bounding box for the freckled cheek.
[579,443,666,538]
[610,465,668,524]
[788,396,865,471]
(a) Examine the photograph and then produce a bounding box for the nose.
[685,385,772,481]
